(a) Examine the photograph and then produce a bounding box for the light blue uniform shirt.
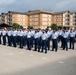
[69,32,75,37]
[34,32,40,39]
[27,31,31,38]
[2,30,7,36]
[19,31,24,36]
[62,32,68,38]
[12,30,17,36]
[7,31,12,36]
[41,33,47,40]
[51,32,58,39]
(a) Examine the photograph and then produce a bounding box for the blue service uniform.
[34,31,39,51]
[51,31,58,52]
[19,30,24,49]
[0,30,2,44]
[41,32,47,53]
[17,30,20,45]
[23,30,27,46]
[46,31,51,50]
[2,30,7,45]
[62,31,68,51]
[27,31,32,50]
[12,30,17,47]
[38,31,43,52]
[31,30,35,48]
[69,31,75,49]
[61,31,64,48]
[58,30,62,42]
[7,30,12,46]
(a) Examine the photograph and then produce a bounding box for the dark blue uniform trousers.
[27,38,31,50]
[38,38,41,52]
[31,37,34,48]
[52,39,58,51]
[41,40,47,53]
[17,36,20,45]
[61,36,64,48]
[63,38,68,50]
[8,36,12,46]
[13,36,17,47]
[46,39,50,50]
[3,35,6,45]
[23,36,27,46]
[34,38,38,51]
[19,36,23,48]
[0,35,1,44]
[69,37,75,49]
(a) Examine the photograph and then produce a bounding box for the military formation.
[0,28,76,54]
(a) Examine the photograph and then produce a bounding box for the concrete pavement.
[0,44,76,75]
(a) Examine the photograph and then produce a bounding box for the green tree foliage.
[27,25,33,29]
[50,24,58,30]
[12,23,23,29]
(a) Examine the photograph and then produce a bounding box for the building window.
[66,19,70,21]
[66,15,70,17]
[73,23,76,25]
[65,22,69,25]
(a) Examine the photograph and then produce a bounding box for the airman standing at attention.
[27,29,32,50]
[0,29,2,45]
[69,29,76,50]
[41,30,47,54]
[19,29,24,49]
[12,29,17,47]
[7,29,12,46]
[62,30,69,51]
[51,29,58,52]
[2,28,7,45]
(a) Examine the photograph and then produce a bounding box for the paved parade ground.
[0,44,76,75]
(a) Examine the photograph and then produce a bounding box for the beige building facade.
[1,13,8,24]
[7,11,28,28]
[0,10,76,29]
[27,10,53,29]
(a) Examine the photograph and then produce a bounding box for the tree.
[12,23,23,29]
[50,24,58,30]
[27,25,33,29]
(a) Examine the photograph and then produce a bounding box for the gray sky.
[0,0,76,13]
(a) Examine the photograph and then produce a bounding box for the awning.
[0,23,12,27]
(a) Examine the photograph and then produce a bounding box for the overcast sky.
[0,0,76,13]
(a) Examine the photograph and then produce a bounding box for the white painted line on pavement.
[29,54,34,56]
[9,53,13,55]
[59,61,64,64]
[42,57,47,60]
[20,52,24,54]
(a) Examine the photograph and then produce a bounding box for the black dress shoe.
[41,51,43,52]
[45,52,47,54]
[51,50,54,51]
[38,51,40,52]
[66,49,68,51]
[33,50,37,51]
[55,50,57,52]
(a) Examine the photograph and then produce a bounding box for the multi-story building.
[1,13,8,24]
[63,11,70,28]
[52,11,71,29]
[7,11,28,28]
[52,12,63,28]
[26,10,53,29]
[0,10,76,29]
[70,12,76,28]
